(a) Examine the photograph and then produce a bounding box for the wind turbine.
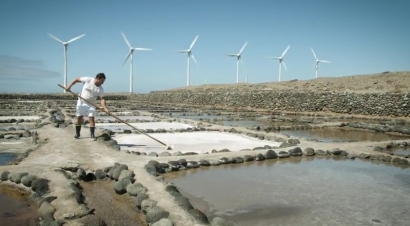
[311,48,330,78]
[178,35,199,86]
[268,45,290,82]
[47,33,85,93]
[227,42,248,83]
[121,32,152,93]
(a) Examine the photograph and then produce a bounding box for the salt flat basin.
[165,158,410,226]
[0,116,40,120]
[96,122,193,131]
[0,142,23,145]
[95,115,154,121]
[16,101,43,103]
[114,132,281,153]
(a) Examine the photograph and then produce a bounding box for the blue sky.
[0,0,409,94]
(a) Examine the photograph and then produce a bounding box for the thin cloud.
[0,55,60,79]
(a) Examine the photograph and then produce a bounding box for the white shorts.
[76,105,96,117]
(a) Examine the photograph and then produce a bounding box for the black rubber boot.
[74,125,81,139]
[90,127,96,141]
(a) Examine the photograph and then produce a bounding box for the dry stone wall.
[1,91,410,117]
[132,91,410,117]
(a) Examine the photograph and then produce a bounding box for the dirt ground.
[164,71,410,93]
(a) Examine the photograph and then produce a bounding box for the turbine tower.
[178,35,199,86]
[227,42,248,83]
[268,45,290,82]
[47,33,85,93]
[311,48,330,78]
[121,32,152,93]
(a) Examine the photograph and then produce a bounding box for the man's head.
[94,73,106,87]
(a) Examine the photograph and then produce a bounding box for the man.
[66,73,109,140]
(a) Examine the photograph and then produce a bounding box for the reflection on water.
[222,120,300,128]
[280,128,409,142]
[0,153,17,165]
[0,185,38,226]
[392,147,410,156]
[165,157,410,226]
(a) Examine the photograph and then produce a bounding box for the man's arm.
[66,77,85,91]
[100,97,109,112]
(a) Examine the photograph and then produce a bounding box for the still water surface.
[166,157,410,226]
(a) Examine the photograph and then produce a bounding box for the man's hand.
[99,106,109,113]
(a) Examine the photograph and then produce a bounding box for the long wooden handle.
[57,84,168,147]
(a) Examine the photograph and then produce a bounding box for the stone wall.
[2,91,410,117]
[131,91,410,117]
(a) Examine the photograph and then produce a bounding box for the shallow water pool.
[165,157,410,226]
[280,127,409,142]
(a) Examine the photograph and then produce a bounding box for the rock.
[255,153,265,161]
[112,164,128,180]
[152,218,174,226]
[304,147,315,156]
[60,162,79,172]
[211,216,233,226]
[316,149,328,156]
[21,174,37,187]
[358,153,370,159]
[146,206,170,224]
[279,142,292,148]
[119,169,135,181]
[174,195,194,210]
[287,138,300,145]
[288,147,303,156]
[189,208,209,224]
[77,168,86,180]
[243,155,254,162]
[135,193,149,209]
[9,172,28,184]
[198,159,211,166]
[264,150,278,159]
[38,201,56,219]
[94,169,106,180]
[278,151,290,158]
[230,156,244,163]
[126,183,147,196]
[141,199,158,214]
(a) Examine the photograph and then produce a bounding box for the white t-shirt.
[76,77,104,106]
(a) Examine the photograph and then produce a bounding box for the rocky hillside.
[131,71,410,117]
[162,71,410,94]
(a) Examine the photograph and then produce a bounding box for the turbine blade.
[178,50,188,53]
[320,60,331,63]
[227,54,236,57]
[67,34,85,43]
[281,45,290,58]
[121,32,132,48]
[191,54,198,65]
[239,41,248,54]
[311,48,318,60]
[282,61,288,72]
[312,62,317,69]
[134,47,152,51]
[47,33,64,44]
[189,35,199,50]
[240,58,245,65]
[123,50,132,65]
